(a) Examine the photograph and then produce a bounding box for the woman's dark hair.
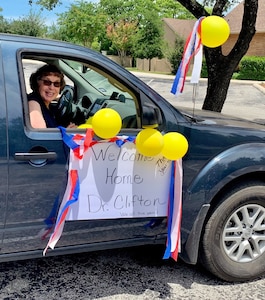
[29,64,66,93]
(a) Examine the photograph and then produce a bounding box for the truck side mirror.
[142,104,162,127]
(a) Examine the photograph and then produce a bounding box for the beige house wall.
[105,54,132,67]
[163,23,177,49]
[223,33,265,56]
[245,33,265,56]
[105,54,172,73]
[136,58,172,73]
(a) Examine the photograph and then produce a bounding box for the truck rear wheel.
[200,182,265,282]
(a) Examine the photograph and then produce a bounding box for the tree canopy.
[99,0,166,64]
[57,1,106,47]
[22,1,260,112]
[28,0,58,10]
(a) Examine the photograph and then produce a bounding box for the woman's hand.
[67,122,78,129]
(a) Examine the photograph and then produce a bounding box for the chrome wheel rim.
[222,204,265,262]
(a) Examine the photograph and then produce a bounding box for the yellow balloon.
[78,117,93,129]
[92,108,122,139]
[162,132,188,160]
[85,117,93,125]
[135,128,164,157]
[78,123,92,129]
[201,16,230,48]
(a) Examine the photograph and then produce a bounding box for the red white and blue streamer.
[171,17,204,96]
[163,160,183,260]
[43,169,80,255]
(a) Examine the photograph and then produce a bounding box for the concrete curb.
[130,71,265,93]
[253,82,265,94]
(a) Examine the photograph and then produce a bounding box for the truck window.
[22,57,139,129]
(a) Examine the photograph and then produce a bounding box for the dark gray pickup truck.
[1,33,265,282]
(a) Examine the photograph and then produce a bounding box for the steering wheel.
[56,85,74,118]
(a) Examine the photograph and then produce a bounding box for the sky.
[0,0,75,25]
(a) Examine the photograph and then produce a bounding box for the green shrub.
[199,56,265,80]
[168,35,185,75]
[237,56,265,80]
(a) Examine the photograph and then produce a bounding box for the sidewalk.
[131,70,264,87]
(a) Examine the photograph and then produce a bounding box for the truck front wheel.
[200,182,265,282]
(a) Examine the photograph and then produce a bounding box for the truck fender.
[181,143,265,264]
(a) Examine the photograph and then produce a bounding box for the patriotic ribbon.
[171,17,204,96]
[59,126,94,159]
[43,169,80,255]
[43,127,91,255]
[163,159,183,261]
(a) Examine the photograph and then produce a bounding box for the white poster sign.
[65,141,172,220]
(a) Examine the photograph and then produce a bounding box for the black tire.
[200,181,265,282]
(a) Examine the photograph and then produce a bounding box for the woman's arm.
[28,100,47,128]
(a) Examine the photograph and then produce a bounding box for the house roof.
[162,18,196,39]
[225,0,265,34]
[163,1,265,38]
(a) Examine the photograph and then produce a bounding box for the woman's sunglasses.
[40,79,61,88]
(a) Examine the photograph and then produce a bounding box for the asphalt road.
[1,245,265,300]
[1,72,265,299]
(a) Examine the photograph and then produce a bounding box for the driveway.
[0,245,264,299]
[133,72,265,123]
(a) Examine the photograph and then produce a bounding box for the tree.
[100,0,165,64]
[133,13,164,71]
[57,1,106,47]
[107,20,137,66]
[156,0,194,19]
[0,8,9,33]
[11,12,47,37]
[46,22,64,40]
[0,10,47,37]
[177,0,258,112]
[99,0,137,22]
[29,0,58,10]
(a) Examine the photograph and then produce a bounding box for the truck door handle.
[14,152,57,161]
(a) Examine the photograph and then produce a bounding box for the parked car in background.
[1,33,265,282]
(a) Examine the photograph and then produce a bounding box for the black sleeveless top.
[28,92,58,128]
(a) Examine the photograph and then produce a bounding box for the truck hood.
[178,106,265,131]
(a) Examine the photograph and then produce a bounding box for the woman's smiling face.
[37,74,61,107]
